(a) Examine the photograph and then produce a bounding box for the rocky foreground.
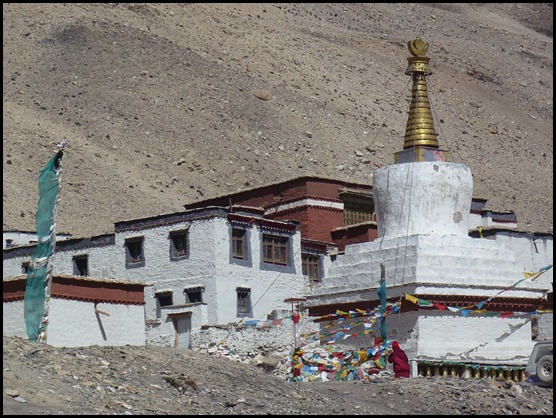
[2,335,553,415]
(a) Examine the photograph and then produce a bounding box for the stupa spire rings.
[403,36,439,150]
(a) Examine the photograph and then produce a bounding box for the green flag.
[377,278,387,341]
[23,150,64,341]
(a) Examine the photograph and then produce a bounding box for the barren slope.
[2,335,553,415]
[3,3,553,238]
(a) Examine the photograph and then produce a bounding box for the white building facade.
[4,207,311,350]
[3,274,147,347]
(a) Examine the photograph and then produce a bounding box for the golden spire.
[403,37,439,149]
[393,37,449,164]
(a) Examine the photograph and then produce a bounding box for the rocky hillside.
[2,335,553,415]
[2,3,553,238]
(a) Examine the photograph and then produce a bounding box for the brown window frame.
[302,253,321,282]
[237,289,252,315]
[232,228,246,259]
[262,234,288,265]
[170,229,189,260]
[125,236,145,267]
[342,193,375,226]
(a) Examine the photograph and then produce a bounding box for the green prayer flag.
[417,298,433,307]
[23,150,64,341]
[377,278,387,340]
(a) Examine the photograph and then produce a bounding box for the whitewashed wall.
[538,314,553,340]
[5,211,550,352]
[3,300,26,337]
[47,299,145,347]
[3,231,38,248]
[468,213,518,230]
[373,162,474,238]
[2,214,310,349]
[486,231,553,290]
[325,310,537,366]
[2,253,29,277]
[3,217,301,350]
[3,231,72,249]
[212,220,307,323]
[52,244,118,278]
[107,217,306,326]
[2,299,145,347]
[408,312,536,365]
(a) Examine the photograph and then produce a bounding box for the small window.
[157,294,173,307]
[155,291,174,318]
[262,234,288,265]
[5,239,14,248]
[531,315,539,341]
[232,228,246,259]
[237,288,252,316]
[302,253,321,282]
[73,255,89,276]
[125,237,145,267]
[22,261,30,274]
[170,230,189,260]
[185,288,203,303]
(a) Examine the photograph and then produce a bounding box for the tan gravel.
[3,335,553,415]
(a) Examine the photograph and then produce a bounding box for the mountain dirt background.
[2,3,553,238]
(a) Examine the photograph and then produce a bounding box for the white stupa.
[305,37,547,370]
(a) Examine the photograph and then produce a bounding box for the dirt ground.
[3,335,553,415]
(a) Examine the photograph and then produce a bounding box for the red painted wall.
[272,205,344,242]
[185,177,375,245]
[331,223,379,252]
[3,276,145,305]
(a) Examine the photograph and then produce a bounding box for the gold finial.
[403,36,439,150]
[408,37,429,56]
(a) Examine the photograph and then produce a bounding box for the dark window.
[125,237,144,267]
[232,228,246,259]
[262,234,288,265]
[185,289,203,303]
[22,261,30,274]
[155,291,174,318]
[73,255,89,276]
[342,193,375,226]
[5,239,14,248]
[237,289,252,315]
[157,294,173,307]
[170,230,189,260]
[302,254,321,282]
[531,315,539,341]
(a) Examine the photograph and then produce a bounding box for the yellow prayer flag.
[405,294,419,304]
